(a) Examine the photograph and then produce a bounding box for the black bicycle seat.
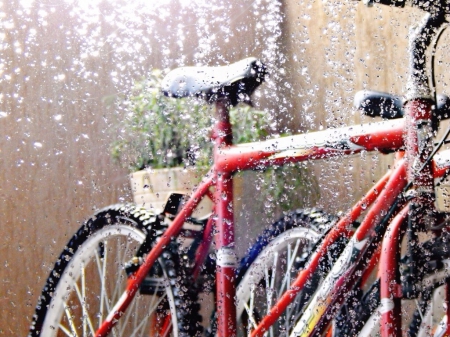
[161,57,267,106]
[354,90,404,119]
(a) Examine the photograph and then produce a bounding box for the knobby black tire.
[28,204,202,337]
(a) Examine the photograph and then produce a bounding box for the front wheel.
[28,204,202,337]
[340,228,450,337]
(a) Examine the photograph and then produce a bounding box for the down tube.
[288,161,407,337]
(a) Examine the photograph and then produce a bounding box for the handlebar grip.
[360,0,449,15]
[360,0,406,7]
[436,95,450,121]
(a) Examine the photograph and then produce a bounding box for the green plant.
[112,69,319,212]
[111,69,269,171]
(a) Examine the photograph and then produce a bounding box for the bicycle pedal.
[124,256,143,276]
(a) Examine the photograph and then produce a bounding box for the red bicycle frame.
[95,9,450,337]
[94,98,407,337]
[95,103,450,337]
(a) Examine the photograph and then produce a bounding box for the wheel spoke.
[279,239,301,296]
[415,299,425,322]
[81,263,87,336]
[147,293,166,316]
[129,304,157,337]
[244,301,259,329]
[269,253,278,337]
[73,269,95,336]
[285,242,292,334]
[112,238,124,304]
[236,211,332,337]
[95,242,109,326]
[270,252,278,295]
[244,283,256,337]
[250,283,255,324]
[64,305,79,337]
[58,322,76,337]
[119,290,138,336]
[264,266,271,312]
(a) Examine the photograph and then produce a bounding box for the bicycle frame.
[95,10,450,337]
[94,108,450,337]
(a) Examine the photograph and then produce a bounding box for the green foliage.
[111,69,269,171]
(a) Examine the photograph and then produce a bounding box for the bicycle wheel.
[235,209,344,337]
[404,232,450,337]
[339,228,450,337]
[28,204,202,337]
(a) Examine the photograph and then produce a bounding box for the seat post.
[212,97,238,337]
[213,97,233,147]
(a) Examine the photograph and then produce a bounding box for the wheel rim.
[40,224,178,337]
[236,227,320,337]
[358,261,450,337]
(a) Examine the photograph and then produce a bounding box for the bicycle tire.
[28,204,202,337]
[407,232,450,337]
[235,208,345,337]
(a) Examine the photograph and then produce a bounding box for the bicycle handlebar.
[357,0,448,99]
[360,0,450,15]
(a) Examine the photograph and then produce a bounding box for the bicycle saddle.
[161,57,267,106]
[354,90,404,119]
[355,90,450,120]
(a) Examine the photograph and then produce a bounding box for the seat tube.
[213,98,237,337]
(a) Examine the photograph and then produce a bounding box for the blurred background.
[1,0,448,334]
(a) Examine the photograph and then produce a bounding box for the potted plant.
[112,69,320,218]
[111,69,270,214]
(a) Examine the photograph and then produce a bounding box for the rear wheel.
[28,204,202,337]
[235,209,343,337]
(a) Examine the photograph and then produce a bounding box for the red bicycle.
[28,1,450,337]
